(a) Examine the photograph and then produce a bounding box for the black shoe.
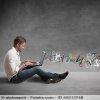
[59,71,69,80]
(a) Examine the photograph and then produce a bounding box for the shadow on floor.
[0,77,9,84]
[27,76,45,84]
[0,76,46,84]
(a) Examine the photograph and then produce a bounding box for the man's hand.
[24,60,37,66]
[19,60,37,71]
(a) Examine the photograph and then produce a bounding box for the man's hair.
[14,36,26,47]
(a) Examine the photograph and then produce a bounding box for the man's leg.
[20,67,59,80]
[10,67,61,83]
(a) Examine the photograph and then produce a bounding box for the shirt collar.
[12,47,20,55]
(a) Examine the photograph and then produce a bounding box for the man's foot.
[45,71,69,84]
[59,71,69,80]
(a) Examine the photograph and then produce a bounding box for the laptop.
[23,51,46,69]
[33,51,46,66]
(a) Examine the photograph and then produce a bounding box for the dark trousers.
[10,66,59,83]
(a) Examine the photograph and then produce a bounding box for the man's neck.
[14,47,19,52]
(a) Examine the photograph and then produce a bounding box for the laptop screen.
[39,51,46,65]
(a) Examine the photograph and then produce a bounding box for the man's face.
[17,42,26,52]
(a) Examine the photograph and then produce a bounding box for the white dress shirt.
[4,47,21,81]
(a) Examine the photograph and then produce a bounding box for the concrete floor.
[0,61,100,95]
[0,72,100,95]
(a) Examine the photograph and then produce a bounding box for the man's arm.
[19,62,26,71]
[19,60,36,71]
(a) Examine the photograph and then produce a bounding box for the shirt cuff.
[15,67,19,72]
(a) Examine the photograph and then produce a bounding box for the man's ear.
[17,43,20,47]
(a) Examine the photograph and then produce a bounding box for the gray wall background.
[0,0,100,71]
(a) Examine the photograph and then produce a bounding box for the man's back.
[4,47,21,81]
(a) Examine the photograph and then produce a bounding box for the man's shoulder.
[6,48,14,56]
